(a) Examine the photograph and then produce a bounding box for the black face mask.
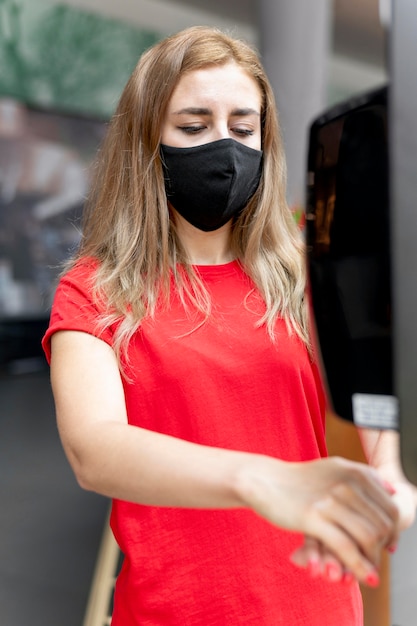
[160,138,263,232]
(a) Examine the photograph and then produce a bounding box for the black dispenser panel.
[306,87,395,428]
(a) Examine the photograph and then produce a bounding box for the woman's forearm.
[62,416,260,509]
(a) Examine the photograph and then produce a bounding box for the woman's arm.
[51,329,246,509]
[358,427,417,530]
[50,330,400,585]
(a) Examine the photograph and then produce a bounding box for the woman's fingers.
[300,461,399,580]
[308,479,398,566]
[290,473,401,587]
[286,463,402,587]
[293,538,346,583]
[290,537,337,581]
[290,536,324,578]
[290,538,356,586]
[305,516,383,585]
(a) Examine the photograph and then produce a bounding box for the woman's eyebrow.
[172,107,260,117]
[173,107,212,116]
[230,108,260,117]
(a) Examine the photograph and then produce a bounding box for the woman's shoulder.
[51,256,103,308]
[59,255,100,286]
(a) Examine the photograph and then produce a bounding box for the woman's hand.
[390,479,417,530]
[236,455,400,586]
[359,428,417,532]
[289,477,416,588]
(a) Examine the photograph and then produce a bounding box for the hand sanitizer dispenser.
[306,86,397,430]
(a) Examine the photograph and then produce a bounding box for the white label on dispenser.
[352,393,399,430]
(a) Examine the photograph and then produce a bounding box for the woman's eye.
[179,126,205,134]
[233,128,254,137]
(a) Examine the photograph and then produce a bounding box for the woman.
[42,26,414,625]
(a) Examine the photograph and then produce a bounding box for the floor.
[0,365,108,626]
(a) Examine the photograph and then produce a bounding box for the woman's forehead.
[167,63,262,111]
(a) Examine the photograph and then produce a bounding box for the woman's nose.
[212,123,231,141]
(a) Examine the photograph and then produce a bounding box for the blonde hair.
[76,25,310,361]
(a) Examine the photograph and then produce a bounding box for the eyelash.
[179,126,205,134]
[179,126,254,136]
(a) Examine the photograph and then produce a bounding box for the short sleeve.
[42,259,115,364]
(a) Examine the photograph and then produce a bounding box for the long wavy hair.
[75,25,310,362]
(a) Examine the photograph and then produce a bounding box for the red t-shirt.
[43,259,363,626]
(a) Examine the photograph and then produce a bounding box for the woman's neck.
[175,214,234,265]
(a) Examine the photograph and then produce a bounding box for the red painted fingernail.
[343,572,355,585]
[325,562,341,582]
[387,544,398,554]
[382,480,396,495]
[365,571,380,588]
[307,558,321,578]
